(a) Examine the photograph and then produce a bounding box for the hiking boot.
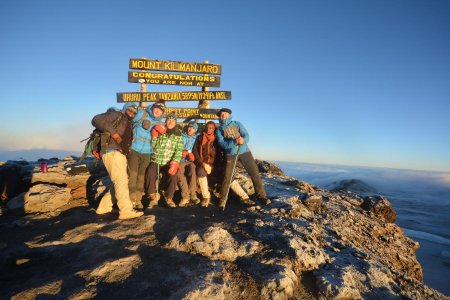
[258,197,271,205]
[133,200,143,210]
[96,207,113,215]
[147,193,160,209]
[191,197,201,205]
[200,198,210,208]
[178,198,190,207]
[218,198,226,208]
[165,198,177,208]
[119,210,144,220]
[240,198,256,206]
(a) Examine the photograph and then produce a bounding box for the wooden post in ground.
[140,81,147,109]
[198,60,210,109]
[140,57,147,109]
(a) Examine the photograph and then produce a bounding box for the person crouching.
[145,113,183,208]
[178,121,200,207]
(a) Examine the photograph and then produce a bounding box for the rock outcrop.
[0,157,447,299]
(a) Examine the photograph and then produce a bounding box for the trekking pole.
[156,163,160,197]
[222,144,240,211]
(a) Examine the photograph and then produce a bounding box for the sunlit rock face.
[0,158,446,299]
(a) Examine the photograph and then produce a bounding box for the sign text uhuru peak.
[129,58,221,75]
[117,91,231,102]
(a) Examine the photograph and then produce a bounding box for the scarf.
[200,131,215,164]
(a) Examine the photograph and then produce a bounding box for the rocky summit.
[0,158,448,299]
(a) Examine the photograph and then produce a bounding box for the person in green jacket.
[145,113,184,208]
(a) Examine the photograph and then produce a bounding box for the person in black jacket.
[91,103,144,220]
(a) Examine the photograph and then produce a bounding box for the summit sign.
[118,57,231,120]
[129,58,221,75]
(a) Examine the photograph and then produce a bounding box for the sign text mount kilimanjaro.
[129,58,221,75]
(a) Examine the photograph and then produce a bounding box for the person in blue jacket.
[128,101,165,209]
[177,121,200,207]
[216,108,268,207]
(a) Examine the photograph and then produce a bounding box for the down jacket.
[91,110,130,153]
[216,116,250,155]
[131,106,164,154]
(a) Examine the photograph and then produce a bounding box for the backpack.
[79,113,124,162]
[79,130,108,161]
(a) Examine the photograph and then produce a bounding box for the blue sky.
[1,0,449,171]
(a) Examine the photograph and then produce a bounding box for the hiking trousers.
[145,162,178,199]
[97,151,134,213]
[128,150,151,197]
[220,151,266,200]
[178,161,197,199]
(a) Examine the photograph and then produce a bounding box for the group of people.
[91,101,268,220]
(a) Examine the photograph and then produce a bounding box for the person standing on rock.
[216,108,269,208]
[177,121,200,207]
[91,103,144,220]
[128,101,165,209]
[145,113,184,208]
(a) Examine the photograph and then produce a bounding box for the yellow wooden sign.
[128,71,220,87]
[164,108,220,120]
[117,91,231,102]
[129,58,221,75]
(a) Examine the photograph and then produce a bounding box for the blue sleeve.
[237,121,250,144]
[133,110,143,124]
[216,127,235,150]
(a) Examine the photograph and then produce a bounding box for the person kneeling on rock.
[92,103,144,220]
[145,113,183,208]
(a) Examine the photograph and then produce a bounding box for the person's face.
[126,108,137,119]
[206,123,215,134]
[220,112,230,120]
[153,107,163,118]
[166,118,176,129]
[187,126,196,136]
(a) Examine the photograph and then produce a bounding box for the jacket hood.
[122,102,139,113]
[183,121,198,134]
[146,105,164,122]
